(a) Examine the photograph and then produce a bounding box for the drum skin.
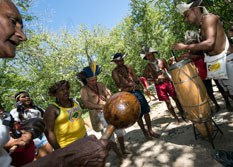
[103,92,140,129]
[169,59,213,137]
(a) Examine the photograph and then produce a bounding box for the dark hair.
[48,80,70,97]
[76,71,88,85]
[15,91,28,101]
[20,118,45,139]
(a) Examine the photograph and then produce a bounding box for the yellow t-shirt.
[53,101,86,148]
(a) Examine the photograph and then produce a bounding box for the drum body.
[169,59,213,137]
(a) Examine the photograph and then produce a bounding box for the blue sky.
[29,0,131,31]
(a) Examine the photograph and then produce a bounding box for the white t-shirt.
[10,108,42,122]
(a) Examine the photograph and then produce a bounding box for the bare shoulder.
[202,13,219,25]
[112,68,119,78]
[44,104,59,116]
[80,85,88,92]
[45,104,58,112]
[112,67,118,74]
[126,64,132,69]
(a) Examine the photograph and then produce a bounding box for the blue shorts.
[33,133,48,149]
[130,90,150,118]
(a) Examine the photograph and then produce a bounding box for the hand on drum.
[177,52,190,61]
[172,43,188,51]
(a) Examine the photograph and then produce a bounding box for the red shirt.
[191,55,207,80]
[10,140,35,167]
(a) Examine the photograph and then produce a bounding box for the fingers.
[99,139,110,150]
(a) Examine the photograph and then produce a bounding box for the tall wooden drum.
[168,59,213,138]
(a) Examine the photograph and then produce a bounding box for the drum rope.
[177,65,204,119]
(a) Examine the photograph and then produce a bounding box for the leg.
[109,140,123,162]
[172,96,186,121]
[37,143,53,158]
[137,117,150,138]
[208,93,220,113]
[144,90,152,101]
[214,80,233,111]
[117,136,130,156]
[166,81,183,122]
[144,113,160,138]
[203,80,220,113]
[164,99,180,124]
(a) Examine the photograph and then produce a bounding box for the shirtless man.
[141,47,185,124]
[111,53,160,139]
[80,64,128,159]
[173,0,233,107]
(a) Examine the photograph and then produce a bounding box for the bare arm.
[177,51,203,61]
[130,67,139,83]
[112,69,122,90]
[4,137,25,150]
[144,65,162,84]
[100,83,111,99]
[80,87,104,110]
[43,105,60,150]
[173,15,218,52]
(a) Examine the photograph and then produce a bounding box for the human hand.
[177,52,190,61]
[5,136,26,153]
[172,43,188,51]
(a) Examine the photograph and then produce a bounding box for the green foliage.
[1,0,233,111]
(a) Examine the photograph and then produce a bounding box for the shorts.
[202,79,214,95]
[218,53,233,95]
[130,90,150,118]
[155,81,176,101]
[33,133,48,149]
[97,111,125,140]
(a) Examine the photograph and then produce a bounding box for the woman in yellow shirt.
[44,80,86,149]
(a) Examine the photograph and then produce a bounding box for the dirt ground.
[86,84,233,167]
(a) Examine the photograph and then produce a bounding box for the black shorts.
[129,90,150,118]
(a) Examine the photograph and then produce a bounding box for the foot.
[142,131,151,139]
[148,131,160,138]
[174,120,180,125]
[215,105,221,113]
[122,149,131,158]
[180,114,189,122]
[118,156,123,165]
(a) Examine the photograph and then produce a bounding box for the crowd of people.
[1,0,233,166]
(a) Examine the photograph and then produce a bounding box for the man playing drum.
[141,47,185,124]
[173,0,233,105]
[177,30,221,113]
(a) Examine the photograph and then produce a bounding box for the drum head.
[168,59,192,71]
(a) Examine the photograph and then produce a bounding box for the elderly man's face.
[0,0,27,58]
